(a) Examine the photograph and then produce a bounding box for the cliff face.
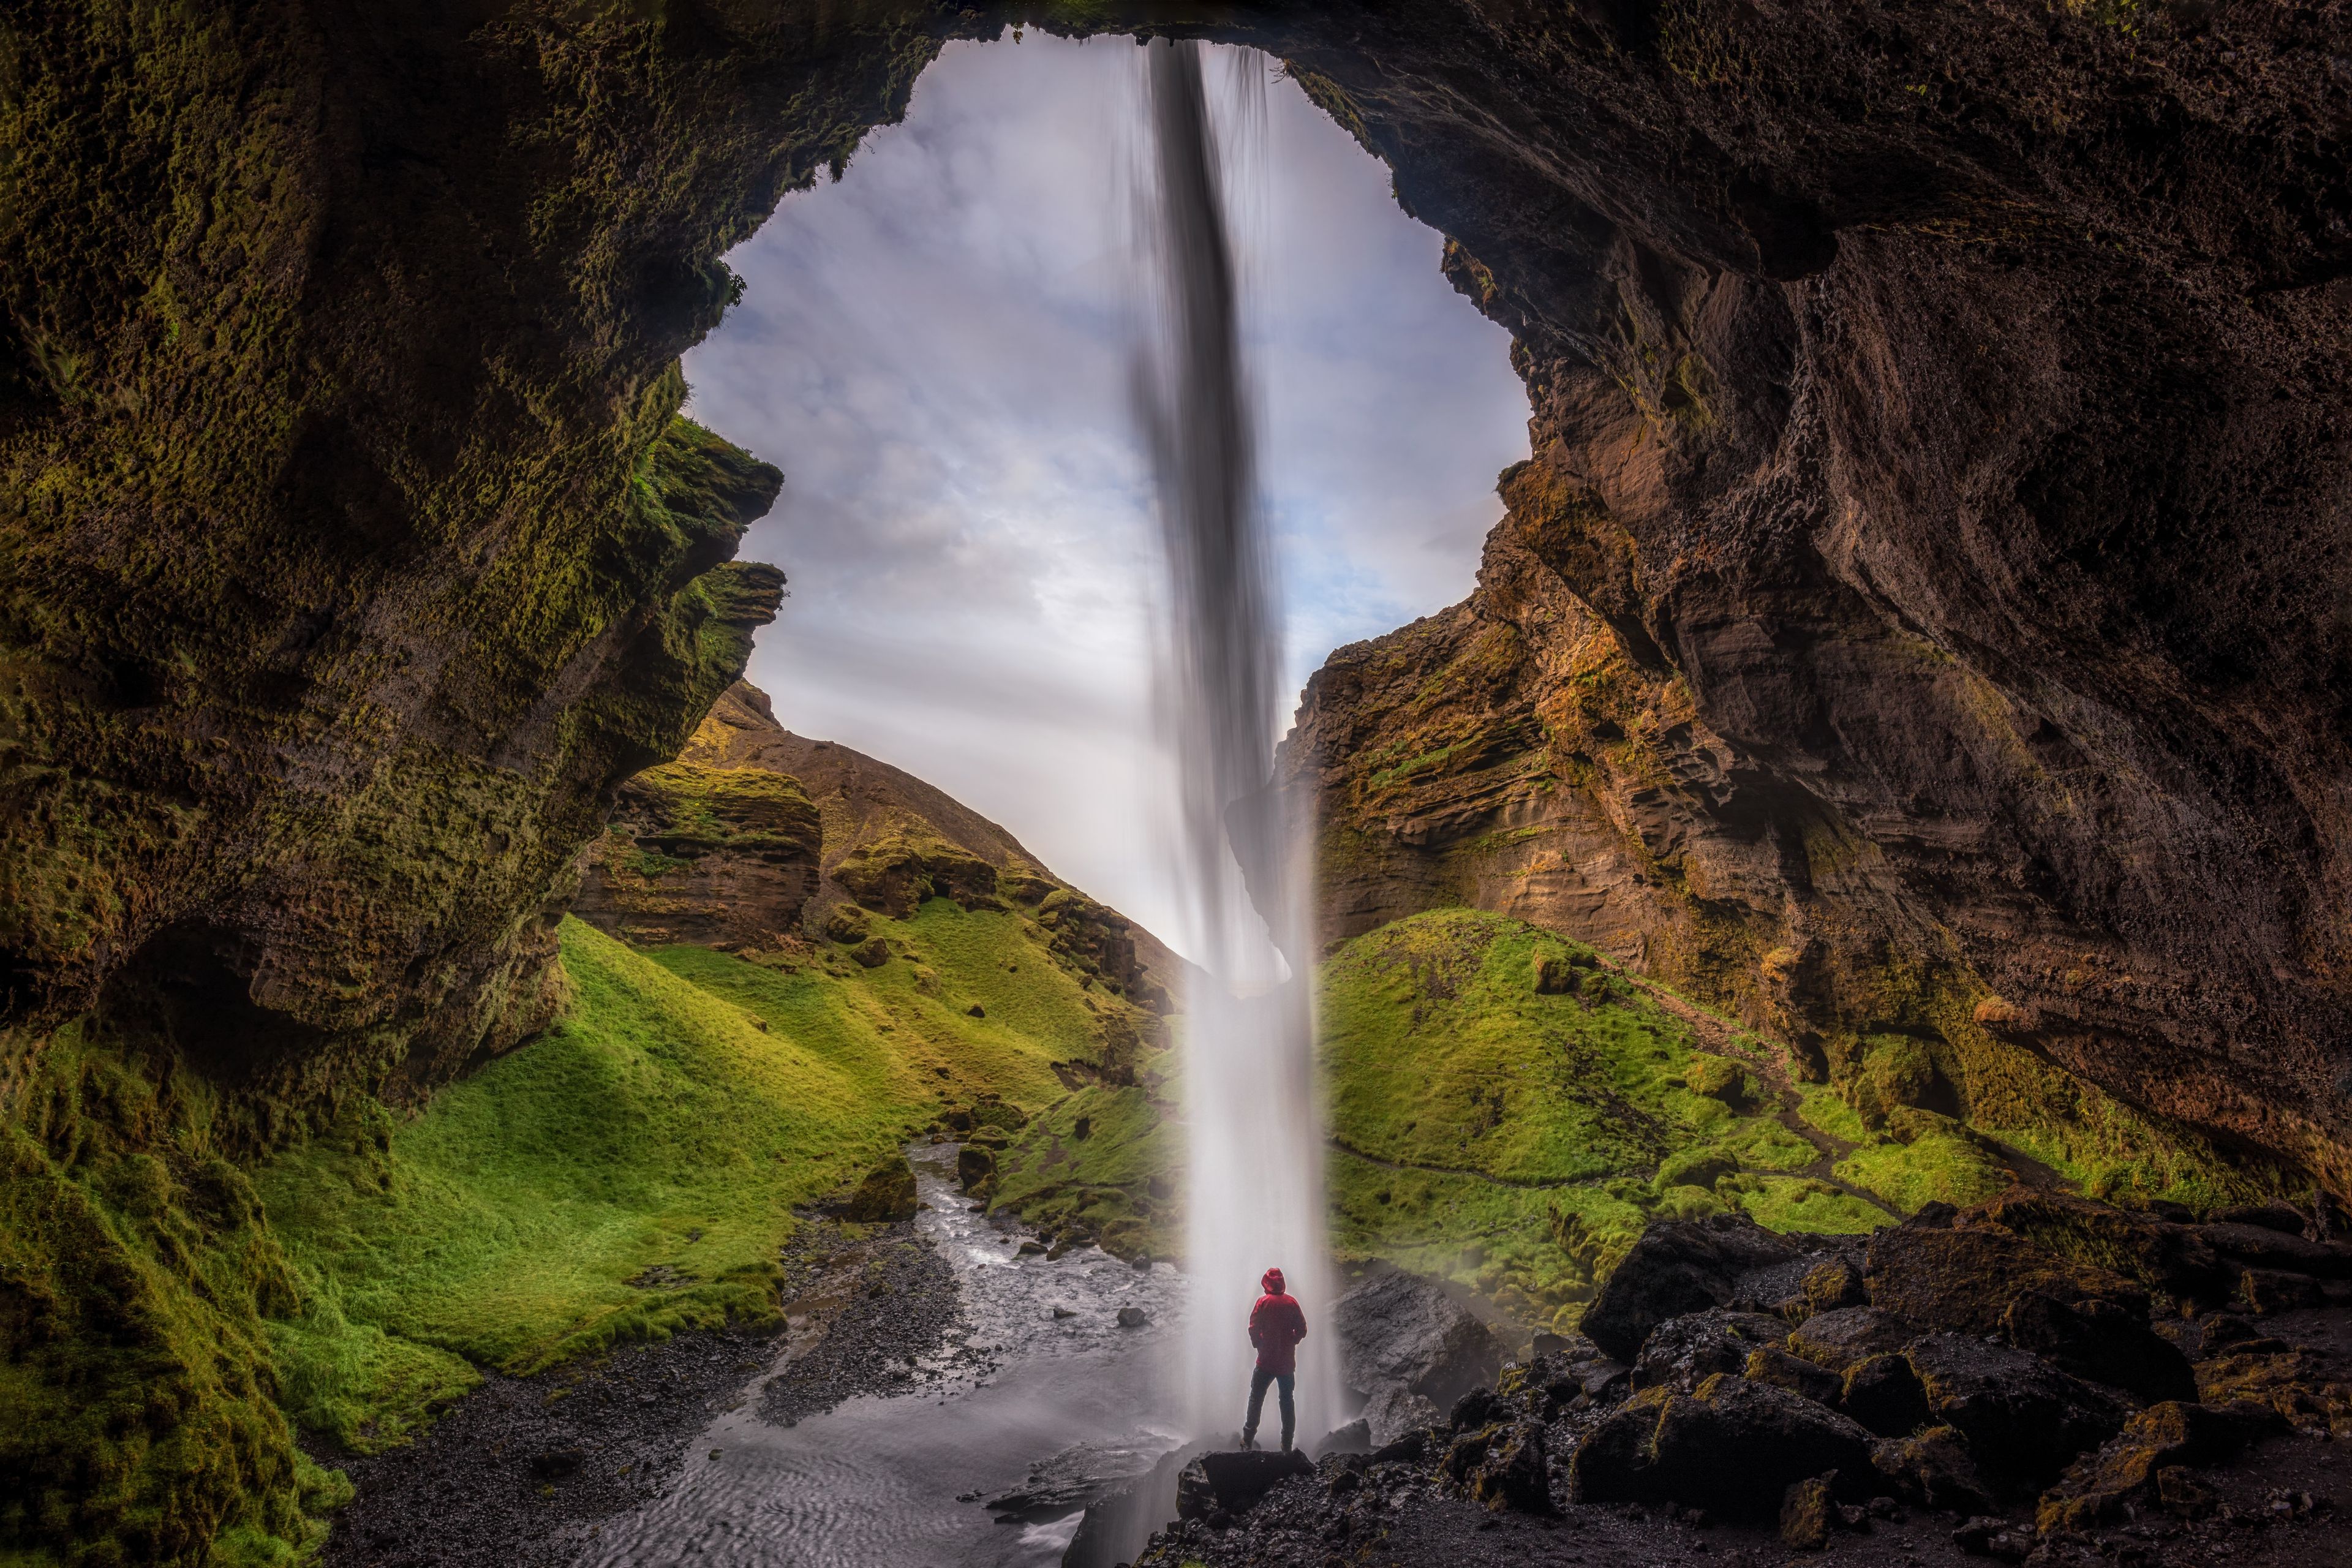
[575,681,1189,1011]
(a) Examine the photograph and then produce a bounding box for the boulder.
[837,1156,918,1223]
[1840,1352,1934,1438]
[1801,1257,1870,1316]
[2000,1289,2197,1404]
[1787,1306,1916,1372]
[1582,1218,1803,1361]
[1974,1189,2229,1300]
[956,1144,997,1191]
[2198,1223,2352,1280]
[1569,1374,1878,1520]
[1779,1472,1836,1550]
[2193,1346,2352,1437]
[1333,1270,1505,1412]
[1174,1450,1314,1521]
[1362,1385,1441,1448]
[2037,1400,2286,1532]
[1744,1346,1845,1406]
[1866,1224,2147,1336]
[1632,1308,1790,1392]
[2237,1267,2326,1313]
[1903,1333,2130,1489]
[1116,1306,1150,1328]
[1314,1419,1371,1457]
[1443,1420,1555,1513]
[1869,1426,1996,1515]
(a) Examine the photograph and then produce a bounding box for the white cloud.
[683,32,1529,954]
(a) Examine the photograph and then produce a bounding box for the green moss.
[1833,1131,2013,1216]
[1717,1174,1890,1235]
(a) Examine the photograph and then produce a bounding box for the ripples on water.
[578,1147,1186,1567]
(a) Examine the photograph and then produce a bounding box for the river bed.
[577,1144,1188,1567]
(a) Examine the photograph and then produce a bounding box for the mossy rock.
[839,1156,918,1223]
[1685,1054,1759,1107]
[825,903,873,943]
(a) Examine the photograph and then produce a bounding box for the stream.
[576,1144,1188,1567]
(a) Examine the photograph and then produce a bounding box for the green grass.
[257,903,1150,1454]
[1315,908,1899,1328]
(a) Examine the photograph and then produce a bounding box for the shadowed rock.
[1334,1270,1506,1417]
[1174,1450,1314,1521]
[1581,1218,1804,1362]
[1632,1308,1790,1393]
[1903,1333,2130,1490]
[1570,1373,1876,1520]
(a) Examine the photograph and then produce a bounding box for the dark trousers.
[1244,1366,1295,1447]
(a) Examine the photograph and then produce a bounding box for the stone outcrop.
[576,682,1186,1012]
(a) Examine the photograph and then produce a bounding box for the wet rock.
[1869,1425,1996,1515]
[1787,1306,1916,1372]
[1362,1385,1441,1447]
[1975,1189,2230,1300]
[2000,1288,2196,1403]
[1442,1420,1554,1513]
[1116,1305,1149,1328]
[1313,1419,1371,1457]
[836,1156,918,1223]
[1174,1450,1314,1521]
[956,1145,996,1191]
[1569,1373,1877,1520]
[1744,1345,1844,1406]
[1369,1426,1431,1466]
[1333,1270,1505,1414]
[1779,1471,1836,1550]
[1903,1333,2129,1489]
[2194,1346,2352,1437]
[1583,1218,1802,1361]
[2037,1398,2287,1532]
[1840,1352,1934,1438]
[1801,1257,1869,1316]
[2198,1222,2352,1279]
[2237,1266,2326,1313]
[1632,1308,1790,1392]
[1866,1224,2147,1336]
[1951,1515,2034,1561]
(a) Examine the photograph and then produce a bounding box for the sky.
[684,33,1529,956]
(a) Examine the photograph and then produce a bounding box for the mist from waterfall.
[1131,39,1338,1446]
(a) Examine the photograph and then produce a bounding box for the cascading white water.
[1131,39,1339,1448]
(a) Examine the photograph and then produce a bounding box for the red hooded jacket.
[1248,1267,1308,1376]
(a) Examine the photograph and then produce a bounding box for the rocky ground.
[1137,1191,2351,1568]
[315,1216,966,1567]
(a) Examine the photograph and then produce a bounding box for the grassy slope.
[258,903,1124,1453]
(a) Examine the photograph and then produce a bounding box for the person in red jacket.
[1242,1266,1308,1451]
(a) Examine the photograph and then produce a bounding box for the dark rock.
[1332,1270,1505,1413]
[1313,1419,1371,1457]
[1866,1226,2147,1337]
[2237,1267,2328,1313]
[1369,1427,1430,1466]
[526,1449,582,1481]
[1530,1331,1569,1357]
[1787,1306,1917,1372]
[1632,1308,1790,1392]
[836,1156,918,1223]
[1840,1353,1934,1439]
[1442,1420,1554,1513]
[2208,1202,2314,1236]
[1779,1472,1836,1550]
[1116,1305,1149,1328]
[1975,1189,2230,1300]
[1362,1385,1441,1446]
[1581,1218,1801,1361]
[1743,1346,1844,1406]
[1952,1515,2033,1561]
[1907,1203,1960,1231]
[2038,1398,2288,1532]
[1448,1387,1507,1431]
[849,935,890,968]
[1174,1450,1313,1521]
[1904,1333,2130,1489]
[1870,1426,1996,1516]
[1569,1374,1877,1520]
[956,1145,996,1191]
[2000,1289,2197,1404]
[1801,1257,1869,1316]
[2198,1223,2352,1280]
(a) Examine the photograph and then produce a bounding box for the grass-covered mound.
[257,897,1152,1456]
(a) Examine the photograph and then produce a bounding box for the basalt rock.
[1902,1333,2132,1491]
[1174,1450,1314,1521]
[1570,1373,1878,1520]
[1631,1308,1791,1393]
[1787,1307,1920,1373]
[1581,1217,1803,1362]
[835,1156,919,1224]
[1866,1225,2148,1338]
[1870,1426,1996,1517]
[1999,1289,2198,1405]
[1333,1269,1507,1415]
[2037,1399,2286,1533]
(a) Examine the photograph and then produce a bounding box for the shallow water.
[577,1146,1186,1567]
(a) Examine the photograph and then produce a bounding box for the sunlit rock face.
[1242,0,2352,1192]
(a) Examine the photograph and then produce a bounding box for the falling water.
[1132,39,1339,1447]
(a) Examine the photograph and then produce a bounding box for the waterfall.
[1133,37,1338,1447]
